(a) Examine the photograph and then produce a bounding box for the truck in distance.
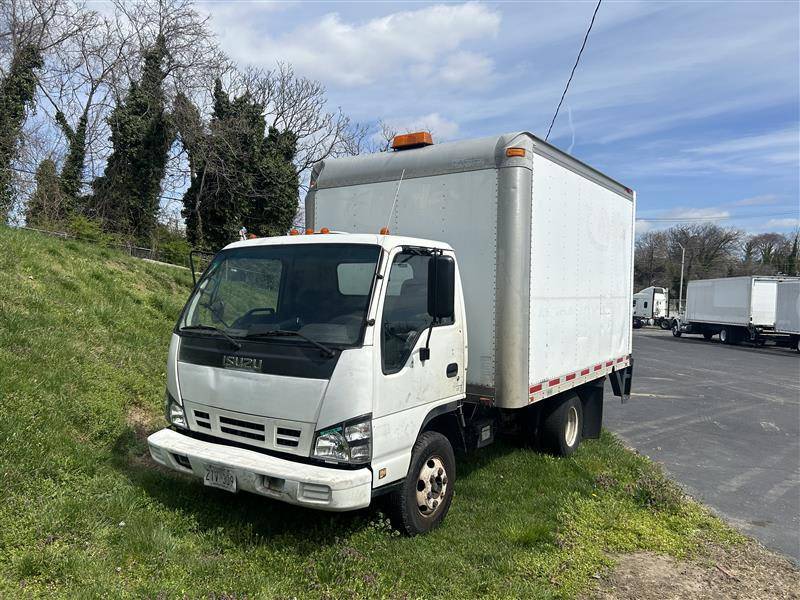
[672,275,799,345]
[632,286,670,329]
[775,280,800,352]
[147,131,635,535]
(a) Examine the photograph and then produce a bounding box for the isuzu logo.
[222,355,263,372]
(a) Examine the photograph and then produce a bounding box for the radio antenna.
[384,168,406,233]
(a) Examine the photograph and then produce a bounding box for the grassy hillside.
[0,226,739,598]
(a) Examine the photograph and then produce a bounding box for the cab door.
[373,247,465,419]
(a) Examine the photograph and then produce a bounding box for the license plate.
[204,466,237,493]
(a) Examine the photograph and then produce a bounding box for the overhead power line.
[545,0,603,142]
[635,211,797,223]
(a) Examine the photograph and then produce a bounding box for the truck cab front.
[147,232,465,512]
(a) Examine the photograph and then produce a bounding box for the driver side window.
[382,252,433,373]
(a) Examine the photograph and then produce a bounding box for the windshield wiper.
[180,325,242,350]
[244,330,335,358]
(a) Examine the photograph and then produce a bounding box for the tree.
[24,156,61,226]
[90,34,172,241]
[35,13,128,214]
[180,80,298,250]
[0,0,94,221]
[0,43,41,217]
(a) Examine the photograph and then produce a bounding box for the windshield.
[180,243,381,347]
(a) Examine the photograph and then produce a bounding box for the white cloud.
[210,3,500,88]
[686,128,798,157]
[733,194,778,207]
[765,217,800,229]
[439,51,494,88]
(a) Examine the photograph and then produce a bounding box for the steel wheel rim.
[415,455,448,518]
[565,406,579,447]
[721,329,727,342]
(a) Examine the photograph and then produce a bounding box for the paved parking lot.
[604,328,800,562]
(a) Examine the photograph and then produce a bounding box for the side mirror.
[428,255,455,321]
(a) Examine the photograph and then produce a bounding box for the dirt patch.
[592,540,799,600]
[126,404,160,441]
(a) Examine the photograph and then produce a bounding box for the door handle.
[446,363,458,378]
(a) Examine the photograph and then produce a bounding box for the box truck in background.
[632,286,670,329]
[775,280,800,352]
[672,275,799,345]
[148,131,635,535]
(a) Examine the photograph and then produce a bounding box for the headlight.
[313,416,371,464]
[164,389,187,429]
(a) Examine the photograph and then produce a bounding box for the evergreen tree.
[0,44,43,220]
[91,35,172,242]
[25,158,63,227]
[181,80,299,251]
[56,109,89,214]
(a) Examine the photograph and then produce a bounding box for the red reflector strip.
[616,357,624,363]
[530,384,542,393]
[548,378,560,387]
[605,361,614,366]
[581,368,590,375]
[594,364,602,371]
[566,373,576,381]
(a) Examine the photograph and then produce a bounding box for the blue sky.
[201,0,799,235]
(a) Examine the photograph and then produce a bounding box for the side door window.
[382,252,433,373]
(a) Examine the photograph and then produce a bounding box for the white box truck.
[632,286,670,329]
[147,131,635,535]
[672,275,798,344]
[775,280,800,352]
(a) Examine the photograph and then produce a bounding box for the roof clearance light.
[320,227,330,234]
[506,147,526,157]
[391,131,433,151]
[379,227,390,235]
[305,228,314,235]
[289,229,299,235]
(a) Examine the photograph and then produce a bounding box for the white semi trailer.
[632,286,670,329]
[147,131,635,535]
[775,280,800,352]
[672,275,799,345]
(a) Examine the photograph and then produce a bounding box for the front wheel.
[388,431,455,536]
[672,322,682,337]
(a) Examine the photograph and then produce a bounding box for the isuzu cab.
[148,131,635,534]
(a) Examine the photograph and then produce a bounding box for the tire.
[660,319,671,330]
[720,327,734,345]
[633,318,643,329]
[672,322,682,337]
[388,431,455,536]
[795,338,800,353]
[540,394,583,457]
[703,331,714,340]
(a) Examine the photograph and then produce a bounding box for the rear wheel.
[388,431,455,536]
[672,322,682,337]
[540,394,583,457]
[720,327,735,345]
[660,319,671,330]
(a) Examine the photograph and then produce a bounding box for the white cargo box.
[685,276,783,327]
[776,280,800,335]
[307,132,635,409]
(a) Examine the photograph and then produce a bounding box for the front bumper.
[147,428,372,511]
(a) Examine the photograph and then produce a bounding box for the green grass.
[0,226,742,599]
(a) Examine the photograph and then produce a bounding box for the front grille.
[220,415,265,432]
[276,426,301,447]
[185,401,311,456]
